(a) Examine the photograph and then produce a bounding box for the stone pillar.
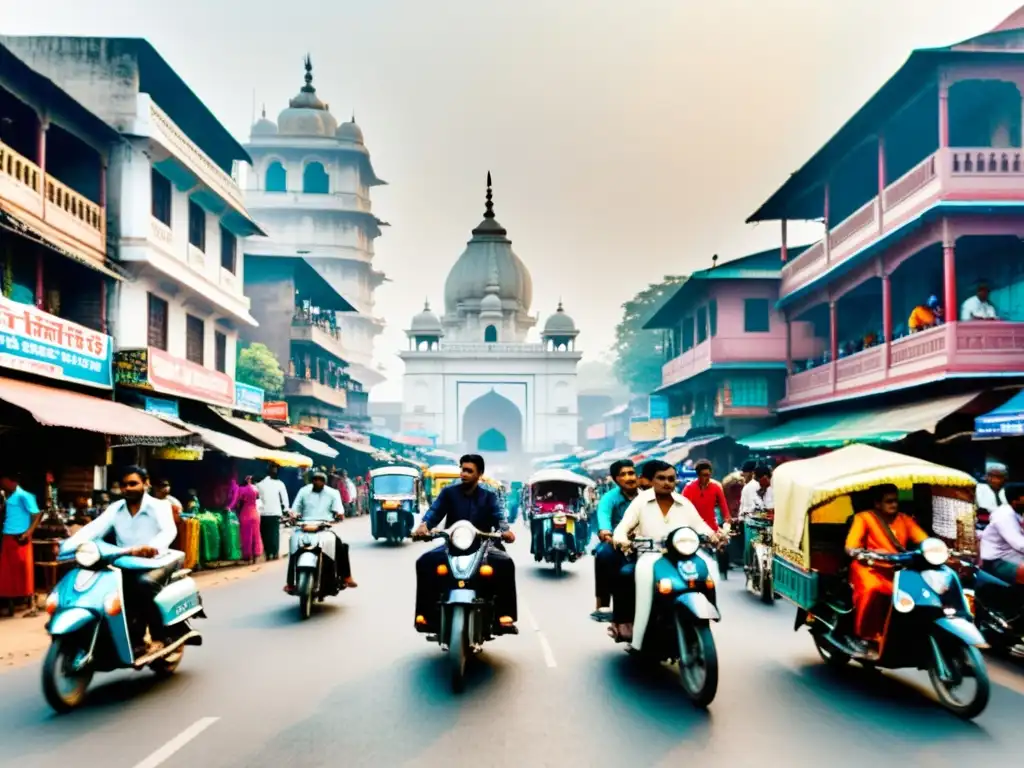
[939,79,950,148]
[823,182,831,262]
[943,241,957,322]
[877,133,886,231]
[829,300,838,362]
[881,271,892,372]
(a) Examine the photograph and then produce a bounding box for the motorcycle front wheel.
[297,571,314,621]
[448,605,468,694]
[928,637,990,719]
[42,637,94,713]
[675,618,719,708]
[759,560,775,605]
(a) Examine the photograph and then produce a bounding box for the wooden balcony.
[290,319,349,364]
[0,140,106,264]
[780,147,1024,300]
[782,321,1024,408]
[284,375,348,410]
[661,336,788,389]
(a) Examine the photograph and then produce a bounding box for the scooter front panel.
[154,576,203,626]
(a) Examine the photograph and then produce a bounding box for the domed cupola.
[407,299,443,350]
[443,172,534,317]
[542,301,579,350]
[337,112,365,144]
[277,55,338,138]
[251,105,278,137]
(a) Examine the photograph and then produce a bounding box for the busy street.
[0,514,1022,768]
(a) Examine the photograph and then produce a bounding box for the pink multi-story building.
[746,9,1024,418]
[645,247,819,439]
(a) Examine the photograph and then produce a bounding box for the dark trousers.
[124,562,178,645]
[260,516,281,559]
[612,561,637,624]
[594,541,626,606]
[287,534,351,591]
[414,544,517,630]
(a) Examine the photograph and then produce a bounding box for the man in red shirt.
[682,459,728,532]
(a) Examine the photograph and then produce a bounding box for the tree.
[612,275,687,395]
[236,342,284,397]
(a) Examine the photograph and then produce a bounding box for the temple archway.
[462,390,522,453]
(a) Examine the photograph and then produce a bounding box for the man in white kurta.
[611,460,718,646]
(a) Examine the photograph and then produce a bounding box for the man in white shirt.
[960,283,998,321]
[980,483,1024,587]
[257,464,290,560]
[287,471,358,593]
[610,460,720,644]
[739,465,774,568]
[976,463,1008,530]
[65,466,177,654]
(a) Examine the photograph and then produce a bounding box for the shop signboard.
[0,295,113,388]
[114,347,233,406]
[262,400,289,422]
[649,395,669,420]
[143,396,180,420]
[665,415,692,439]
[629,417,665,442]
[234,382,265,415]
[151,445,204,461]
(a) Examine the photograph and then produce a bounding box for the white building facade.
[6,37,265,411]
[400,177,581,457]
[242,58,387,389]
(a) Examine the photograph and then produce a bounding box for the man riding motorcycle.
[591,459,639,622]
[63,466,177,655]
[979,481,1024,585]
[738,465,774,567]
[285,471,358,594]
[610,460,721,643]
[412,454,517,635]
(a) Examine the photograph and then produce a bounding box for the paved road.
[2,516,1023,768]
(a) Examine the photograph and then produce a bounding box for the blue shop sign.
[649,395,669,420]
[143,396,180,419]
[0,296,113,388]
[234,382,265,415]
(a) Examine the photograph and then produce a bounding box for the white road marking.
[520,602,557,668]
[132,717,220,768]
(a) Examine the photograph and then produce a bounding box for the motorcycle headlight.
[921,569,952,595]
[671,527,701,557]
[449,525,477,552]
[301,533,319,547]
[920,538,949,567]
[75,541,101,568]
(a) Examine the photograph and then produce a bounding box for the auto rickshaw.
[771,444,990,719]
[524,468,595,575]
[369,466,421,543]
[424,464,461,503]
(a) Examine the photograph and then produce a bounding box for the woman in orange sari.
[845,483,929,652]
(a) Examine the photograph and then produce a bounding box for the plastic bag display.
[219,511,242,562]
[196,512,222,565]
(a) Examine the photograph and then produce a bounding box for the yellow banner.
[151,446,204,461]
[629,419,665,442]
[665,415,692,438]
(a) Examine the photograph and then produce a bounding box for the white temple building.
[399,175,581,458]
[242,57,387,389]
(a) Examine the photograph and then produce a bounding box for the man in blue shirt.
[591,459,639,622]
[0,471,42,616]
[412,454,517,635]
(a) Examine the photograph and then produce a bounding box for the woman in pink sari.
[234,476,263,563]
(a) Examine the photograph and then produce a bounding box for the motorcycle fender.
[48,607,97,636]
[296,552,319,570]
[551,532,567,550]
[155,577,203,627]
[676,592,721,622]
[934,616,987,647]
[447,588,477,605]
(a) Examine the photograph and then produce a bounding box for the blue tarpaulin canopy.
[974,390,1024,438]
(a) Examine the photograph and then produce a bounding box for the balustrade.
[0,141,41,192]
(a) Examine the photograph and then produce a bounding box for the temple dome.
[410,300,442,334]
[277,55,338,138]
[443,173,533,315]
[337,117,364,144]
[543,302,578,336]
[251,106,278,137]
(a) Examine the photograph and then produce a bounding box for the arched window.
[265,161,286,192]
[484,325,498,343]
[302,161,330,194]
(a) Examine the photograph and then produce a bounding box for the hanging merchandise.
[219,510,243,562]
[197,511,222,564]
[176,515,201,570]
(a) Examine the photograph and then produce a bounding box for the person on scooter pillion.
[63,466,178,656]
[844,483,929,657]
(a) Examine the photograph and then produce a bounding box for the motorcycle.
[959,556,1024,659]
[744,515,775,604]
[417,521,511,693]
[798,538,990,719]
[531,509,586,576]
[611,527,722,708]
[287,518,346,620]
[42,540,205,713]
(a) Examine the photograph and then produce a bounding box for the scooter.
[610,527,722,708]
[744,515,775,604]
[42,540,205,713]
[531,508,585,576]
[417,521,513,693]
[959,556,1024,658]
[286,517,345,621]
[801,538,990,719]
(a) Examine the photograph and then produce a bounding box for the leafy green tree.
[236,342,284,397]
[612,275,687,395]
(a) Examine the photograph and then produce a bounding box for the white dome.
[410,300,442,334]
[543,302,578,336]
[337,119,364,144]
[276,56,337,138]
[480,292,502,313]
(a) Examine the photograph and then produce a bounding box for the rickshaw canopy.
[425,464,461,479]
[526,468,596,488]
[772,444,976,557]
[371,465,420,479]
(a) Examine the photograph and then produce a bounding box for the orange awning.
[0,376,191,439]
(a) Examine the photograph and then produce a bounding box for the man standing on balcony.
[961,282,998,321]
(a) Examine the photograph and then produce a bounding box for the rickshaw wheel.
[813,634,850,667]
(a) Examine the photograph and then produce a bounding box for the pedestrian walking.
[234,476,263,564]
[257,464,290,560]
[0,471,42,617]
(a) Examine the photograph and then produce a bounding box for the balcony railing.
[783,321,1024,408]
[284,375,348,409]
[291,315,348,363]
[245,189,372,213]
[660,335,788,389]
[779,146,1024,300]
[0,140,106,258]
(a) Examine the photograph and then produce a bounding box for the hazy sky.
[7,0,1022,400]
